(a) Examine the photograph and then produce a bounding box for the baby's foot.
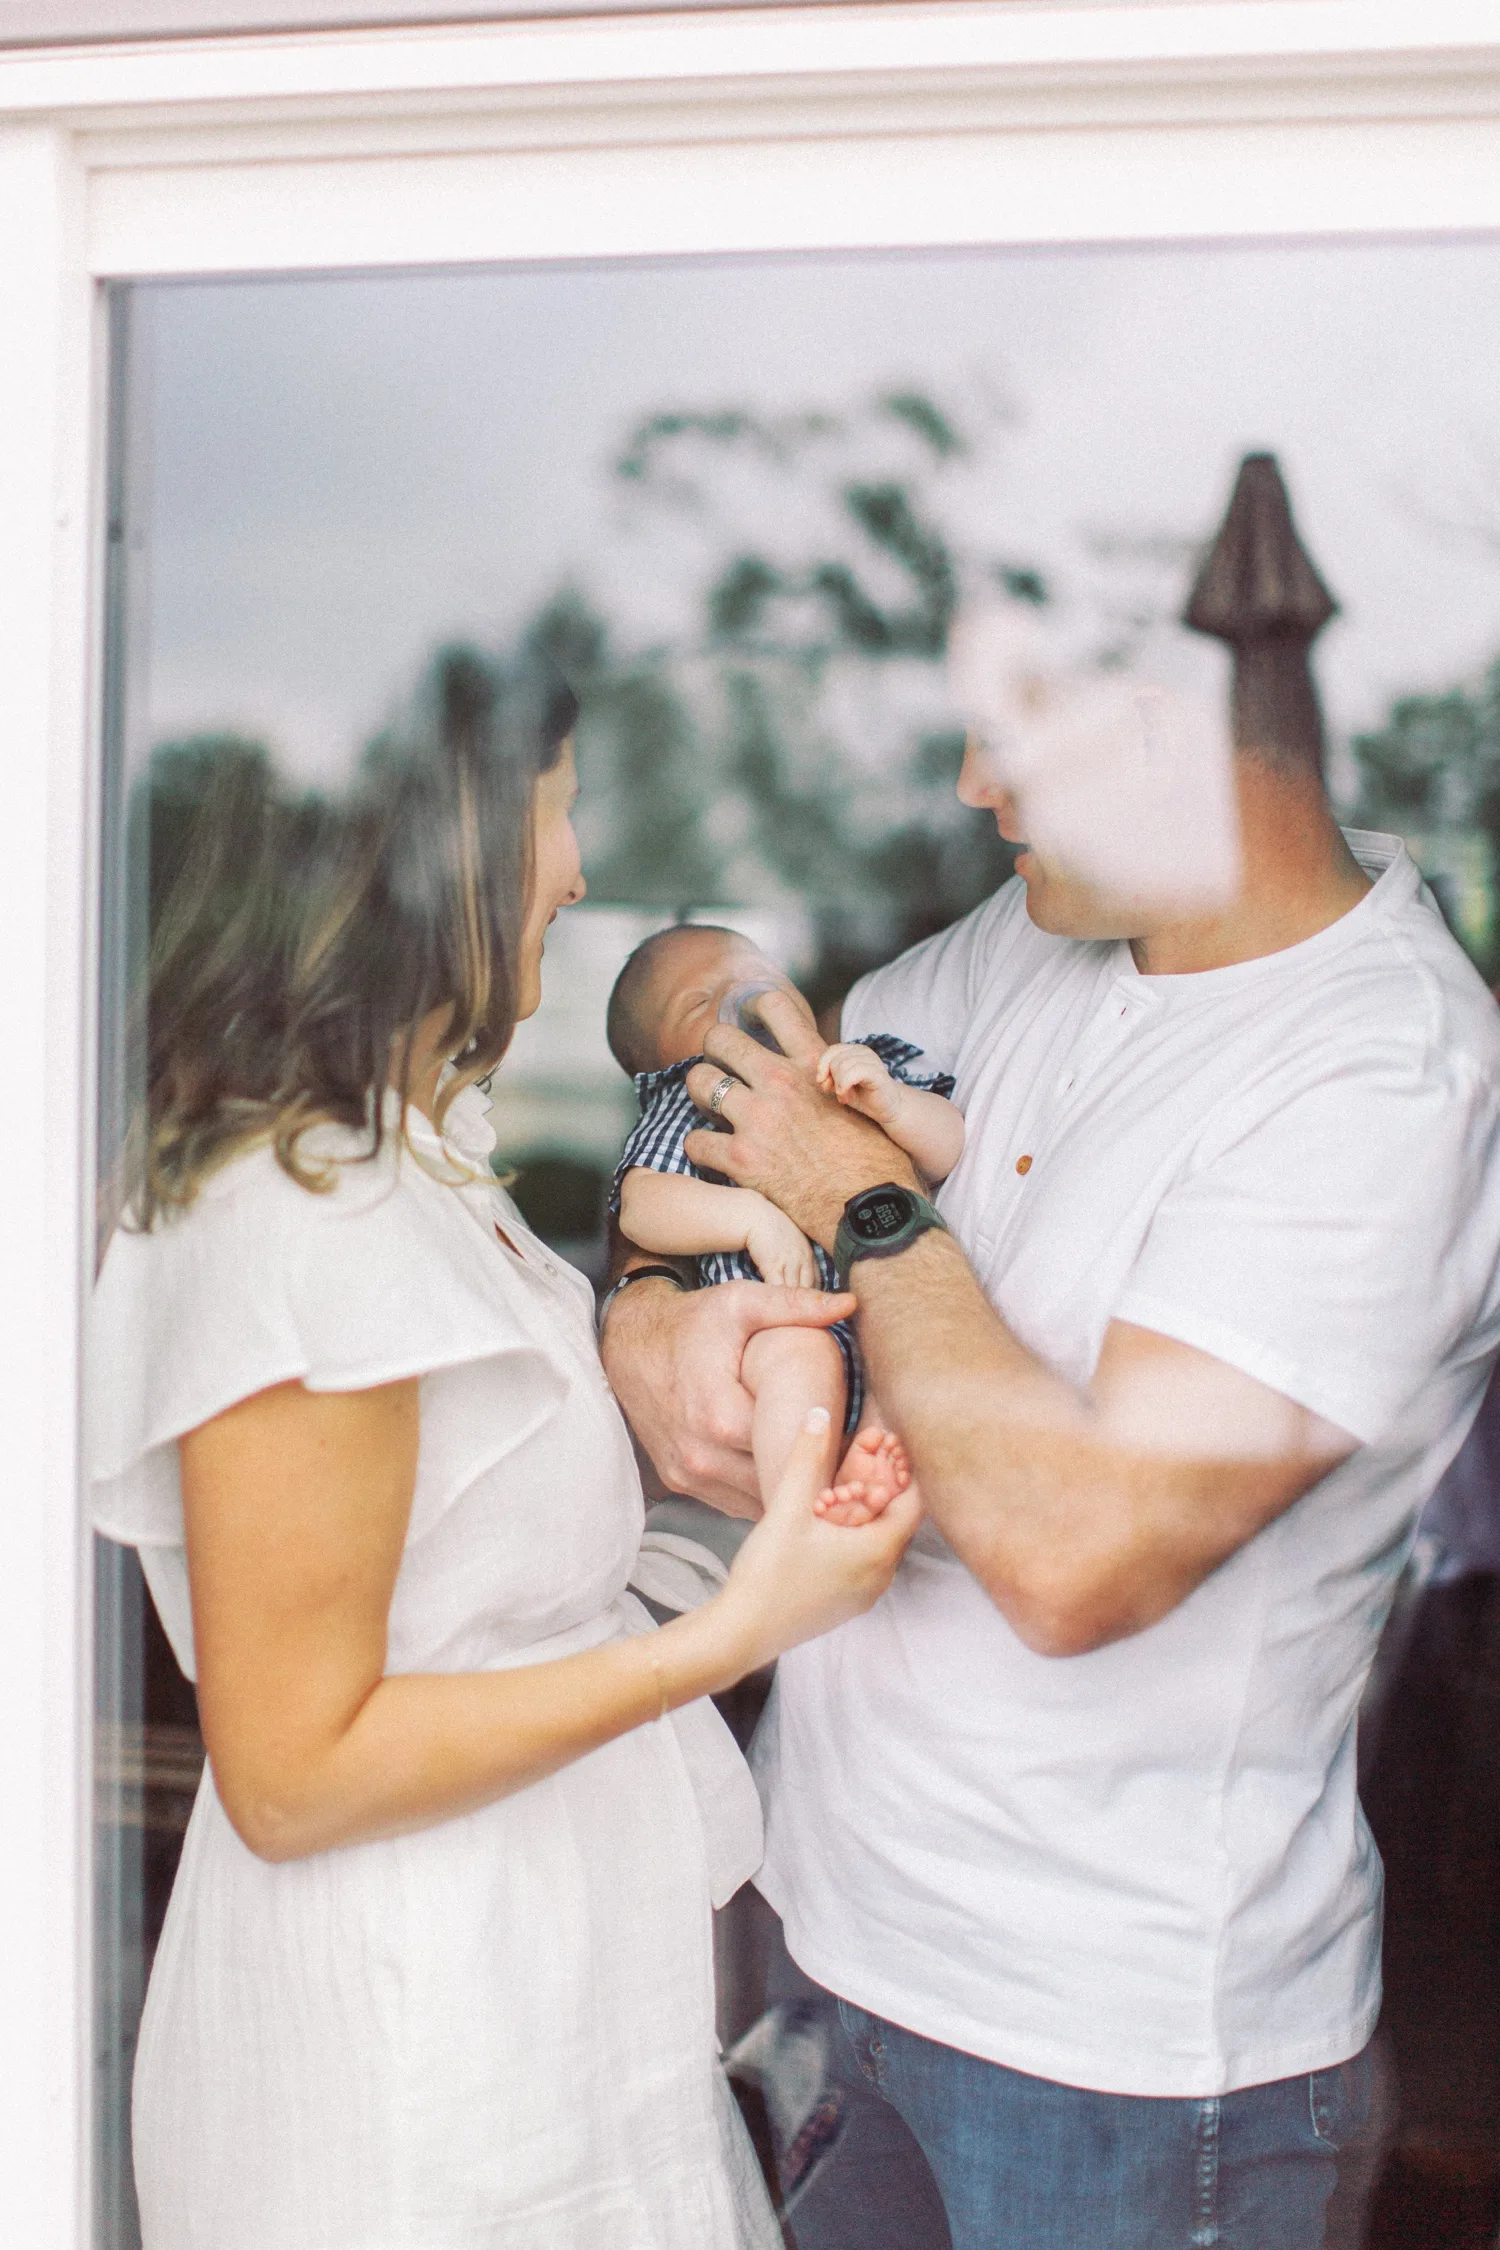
[815,1427,911,1526]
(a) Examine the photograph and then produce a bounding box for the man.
[602,725,1500,2250]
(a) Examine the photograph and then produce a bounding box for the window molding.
[0,118,100,2250]
[0,3,1495,274]
[0,0,862,48]
[1,4,1498,2243]
[5,1,1500,138]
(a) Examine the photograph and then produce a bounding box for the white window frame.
[2,2,1499,2239]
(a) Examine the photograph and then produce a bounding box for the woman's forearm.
[220,1597,746,1863]
[188,1367,914,1864]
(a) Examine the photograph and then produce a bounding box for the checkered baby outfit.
[610,1034,956,1430]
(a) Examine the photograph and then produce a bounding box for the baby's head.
[606,924,816,1077]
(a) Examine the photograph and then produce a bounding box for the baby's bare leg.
[741,1323,847,1503]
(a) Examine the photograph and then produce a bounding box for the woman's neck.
[403,1004,459,1123]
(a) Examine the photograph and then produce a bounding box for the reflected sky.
[129,238,1500,795]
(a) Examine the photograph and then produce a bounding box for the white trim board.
[0,119,100,2250]
[0,0,834,45]
[2,2,1500,127]
[84,115,1500,279]
[27,0,1500,282]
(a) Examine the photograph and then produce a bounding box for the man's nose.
[957,736,1014,820]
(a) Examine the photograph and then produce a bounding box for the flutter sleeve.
[89,1142,566,1559]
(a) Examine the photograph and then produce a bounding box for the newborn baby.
[606,924,964,1521]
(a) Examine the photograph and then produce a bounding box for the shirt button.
[1016,1154,1033,1176]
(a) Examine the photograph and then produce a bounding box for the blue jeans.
[830,1999,1374,2250]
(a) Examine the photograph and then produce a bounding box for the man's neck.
[1130,756,1374,977]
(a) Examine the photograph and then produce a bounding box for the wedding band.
[708,1074,737,1117]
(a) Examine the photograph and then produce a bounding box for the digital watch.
[833,1182,949,1289]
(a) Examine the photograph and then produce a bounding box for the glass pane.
[94,240,1500,2249]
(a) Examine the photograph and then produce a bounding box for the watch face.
[850,1186,917,1243]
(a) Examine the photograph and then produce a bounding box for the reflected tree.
[133,733,279,941]
[1349,657,1500,975]
[522,591,726,907]
[132,391,1045,1017]
[543,387,1042,981]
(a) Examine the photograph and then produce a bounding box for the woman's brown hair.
[123,646,577,1229]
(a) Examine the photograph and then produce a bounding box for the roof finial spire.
[1184,452,1337,775]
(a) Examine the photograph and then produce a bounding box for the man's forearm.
[849,1233,1106,1649]
[849,1233,1322,1656]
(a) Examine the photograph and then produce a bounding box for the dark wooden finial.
[1184,452,1338,774]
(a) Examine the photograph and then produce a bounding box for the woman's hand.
[705,1407,921,1676]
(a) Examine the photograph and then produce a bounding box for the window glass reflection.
[95,241,1500,2250]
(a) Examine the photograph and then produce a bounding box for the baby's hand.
[817,1042,902,1130]
[743,1199,823,1290]
[815,1427,911,1527]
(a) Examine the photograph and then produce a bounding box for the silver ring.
[708,1074,737,1117]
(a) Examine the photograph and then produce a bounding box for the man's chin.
[1018,866,1134,943]
[1017,870,1070,936]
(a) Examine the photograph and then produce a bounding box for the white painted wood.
[0,1,1497,128]
[0,0,814,41]
[0,5,1498,2245]
[0,119,98,2250]
[85,112,1500,277]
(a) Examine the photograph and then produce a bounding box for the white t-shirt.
[753,833,1500,2098]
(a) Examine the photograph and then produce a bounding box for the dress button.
[1016,1154,1033,1177]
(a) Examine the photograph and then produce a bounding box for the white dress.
[88,1088,776,2250]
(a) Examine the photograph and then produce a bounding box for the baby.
[606,924,964,1522]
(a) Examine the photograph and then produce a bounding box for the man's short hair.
[605,923,749,1079]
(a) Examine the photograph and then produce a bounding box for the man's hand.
[599,1274,856,1517]
[684,992,917,1249]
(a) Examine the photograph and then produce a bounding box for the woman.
[89,651,916,2249]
